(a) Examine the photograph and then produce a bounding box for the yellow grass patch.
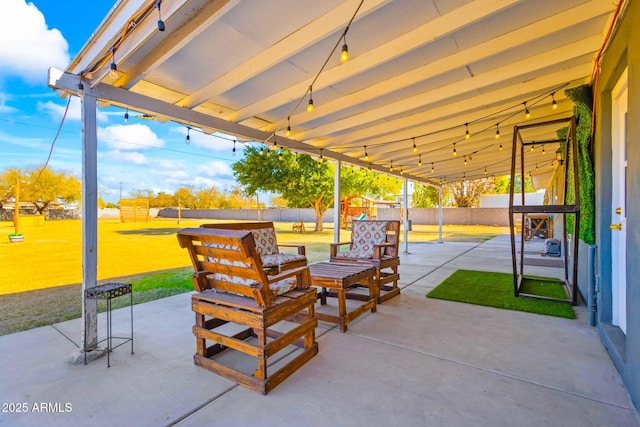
[0,218,507,295]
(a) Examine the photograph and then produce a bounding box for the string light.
[535,163,539,171]
[431,163,434,173]
[452,143,457,157]
[484,167,488,175]
[523,102,531,119]
[155,0,165,31]
[124,109,129,123]
[364,146,369,161]
[400,166,403,175]
[109,47,118,79]
[185,127,191,144]
[286,116,291,137]
[499,142,503,151]
[412,138,417,153]
[232,139,237,156]
[462,173,466,182]
[278,150,284,161]
[465,123,471,139]
[259,146,265,156]
[542,144,545,155]
[307,86,314,112]
[530,144,535,152]
[495,123,500,139]
[273,136,278,149]
[389,161,393,172]
[551,92,558,110]
[418,155,422,167]
[463,156,467,166]
[341,36,349,63]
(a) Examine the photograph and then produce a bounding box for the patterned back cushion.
[205,242,297,296]
[351,221,388,253]
[250,227,279,255]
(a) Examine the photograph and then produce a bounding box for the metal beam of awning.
[49,68,434,186]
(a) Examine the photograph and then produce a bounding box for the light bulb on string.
[109,47,119,79]
[124,109,129,123]
[185,127,191,144]
[495,123,500,139]
[389,161,393,172]
[452,143,457,157]
[232,139,237,156]
[364,146,369,161]
[412,138,417,153]
[286,117,291,137]
[484,167,488,175]
[463,156,467,166]
[465,123,471,139]
[530,144,535,152]
[259,146,265,156]
[273,136,278,149]
[542,144,546,155]
[523,102,531,119]
[431,163,435,173]
[307,86,314,112]
[340,36,349,63]
[551,92,558,110]
[499,142,503,151]
[155,0,165,31]
[418,155,422,167]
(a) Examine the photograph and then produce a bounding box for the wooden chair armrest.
[267,265,311,289]
[278,244,306,255]
[329,241,352,257]
[373,242,394,259]
[191,271,212,292]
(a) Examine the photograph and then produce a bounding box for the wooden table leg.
[337,287,347,332]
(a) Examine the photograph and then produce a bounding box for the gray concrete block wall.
[156,207,509,226]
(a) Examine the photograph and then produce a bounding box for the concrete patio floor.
[1,235,638,426]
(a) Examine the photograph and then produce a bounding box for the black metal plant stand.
[508,116,580,305]
[84,283,134,367]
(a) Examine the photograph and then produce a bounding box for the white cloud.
[37,97,109,123]
[0,0,70,84]
[0,93,17,113]
[98,123,164,150]
[195,160,234,177]
[103,150,148,165]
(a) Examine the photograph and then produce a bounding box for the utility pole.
[13,178,20,235]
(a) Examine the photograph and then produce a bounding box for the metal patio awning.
[49,0,616,185]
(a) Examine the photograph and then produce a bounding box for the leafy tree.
[151,192,174,208]
[269,195,289,208]
[412,183,441,207]
[493,174,535,194]
[0,166,81,214]
[173,186,196,209]
[233,147,400,231]
[448,177,495,207]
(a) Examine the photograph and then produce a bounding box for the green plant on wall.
[559,85,595,245]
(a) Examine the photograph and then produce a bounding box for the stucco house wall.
[593,0,639,410]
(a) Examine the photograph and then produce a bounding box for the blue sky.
[0,0,247,203]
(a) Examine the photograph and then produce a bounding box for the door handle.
[610,223,622,231]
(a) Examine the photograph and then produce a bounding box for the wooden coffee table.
[308,262,377,332]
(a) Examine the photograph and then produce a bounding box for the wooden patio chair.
[329,220,401,303]
[177,227,318,394]
[201,222,307,275]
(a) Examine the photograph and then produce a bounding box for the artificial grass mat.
[427,270,575,319]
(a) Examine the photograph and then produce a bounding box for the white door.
[611,69,628,334]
